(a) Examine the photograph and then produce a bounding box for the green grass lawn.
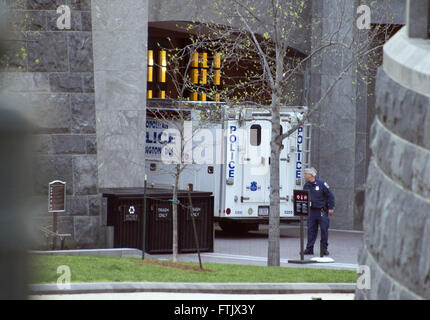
[31,255,357,284]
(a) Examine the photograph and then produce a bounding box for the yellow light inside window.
[192,52,199,68]
[201,68,207,85]
[148,66,153,82]
[159,50,167,67]
[200,93,207,101]
[214,53,221,69]
[191,68,199,84]
[159,66,166,83]
[190,92,198,101]
[215,93,220,102]
[159,90,166,99]
[157,51,167,83]
[214,69,221,85]
[148,50,154,66]
[147,90,153,99]
[201,52,207,68]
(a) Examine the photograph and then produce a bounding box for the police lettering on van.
[146,120,175,159]
[228,125,237,179]
[296,126,303,179]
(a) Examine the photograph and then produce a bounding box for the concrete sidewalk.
[30,282,356,295]
[31,292,355,300]
[30,248,142,258]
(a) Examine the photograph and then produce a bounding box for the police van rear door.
[241,120,268,204]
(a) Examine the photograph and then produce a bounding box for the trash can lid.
[101,187,212,198]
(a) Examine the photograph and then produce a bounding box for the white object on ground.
[311,257,335,263]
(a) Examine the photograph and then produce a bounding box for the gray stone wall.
[1,0,103,248]
[149,0,311,59]
[361,0,406,25]
[1,0,150,248]
[356,68,430,300]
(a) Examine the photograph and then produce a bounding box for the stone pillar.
[92,0,148,188]
[407,0,430,38]
[309,0,358,230]
[309,0,406,230]
[356,26,430,300]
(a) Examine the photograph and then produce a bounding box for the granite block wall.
[0,0,150,248]
[1,0,103,248]
[356,68,430,300]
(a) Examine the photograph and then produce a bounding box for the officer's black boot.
[303,248,313,255]
[320,239,329,256]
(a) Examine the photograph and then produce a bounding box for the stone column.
[309,0,358,230]
[407,0,430,39]
[92,0,148,188]
[356,26,430,300]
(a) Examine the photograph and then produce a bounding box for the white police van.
[145,103,311,233]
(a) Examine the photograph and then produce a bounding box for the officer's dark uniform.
[304,178,335,253]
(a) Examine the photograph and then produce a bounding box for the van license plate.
[258,207,269,216]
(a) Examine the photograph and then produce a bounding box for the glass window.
[250,124,261,146]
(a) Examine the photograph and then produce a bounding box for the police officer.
[303,167,335,256]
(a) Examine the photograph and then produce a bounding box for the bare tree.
[147,39,224,261]
[162,0,396,266]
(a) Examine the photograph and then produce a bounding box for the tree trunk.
[267,41,284,266]
[172,165,180,262]
[267,96,281,266]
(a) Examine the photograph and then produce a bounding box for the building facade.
[0,0,410,249]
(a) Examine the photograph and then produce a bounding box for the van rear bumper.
[214,216,300,224]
